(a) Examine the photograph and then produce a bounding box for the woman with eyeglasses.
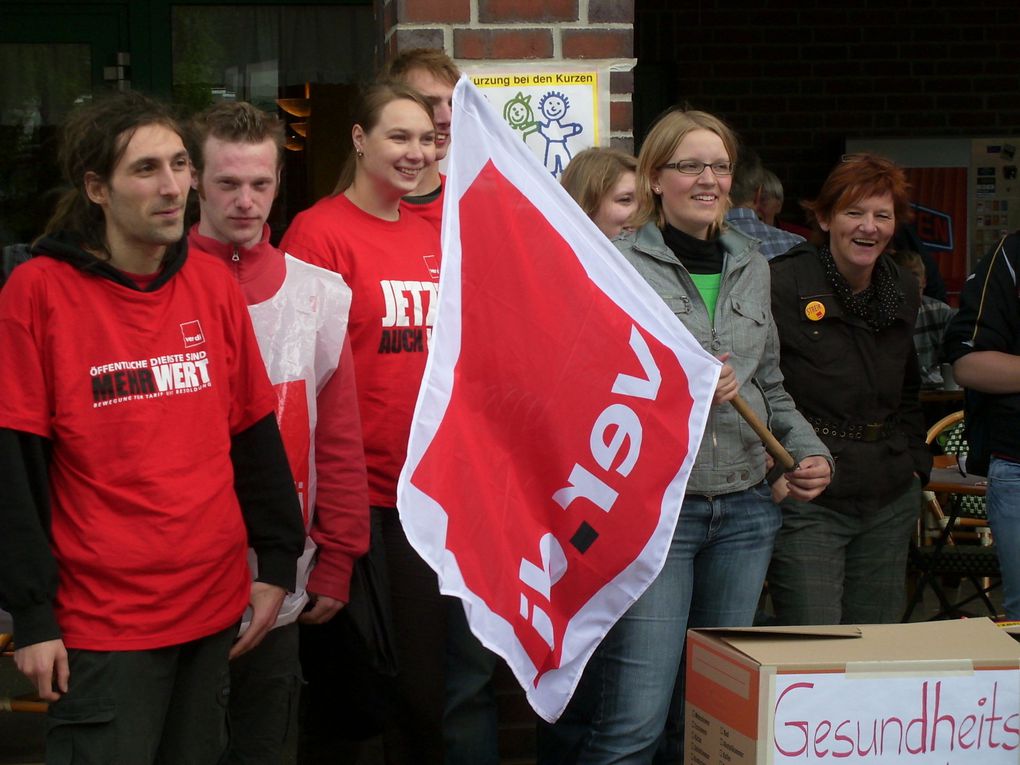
[538,109,832,764]
[766,153,931,627]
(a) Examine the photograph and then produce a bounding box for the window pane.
[172,5,373,226]
[172,5,373,112]
[0,43,91,243]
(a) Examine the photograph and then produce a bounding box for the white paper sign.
[771,671,1020,763]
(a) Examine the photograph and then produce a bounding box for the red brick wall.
[634,0,1020,225]
[375,0,636,149]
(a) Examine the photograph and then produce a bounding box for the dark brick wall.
[380,0,637,146]
[635,0,1020,224]
[477,0,579,22]
[398,0,470,23]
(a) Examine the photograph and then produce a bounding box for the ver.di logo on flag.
[397,78,720,722]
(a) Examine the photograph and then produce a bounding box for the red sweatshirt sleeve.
[306,335,370,602]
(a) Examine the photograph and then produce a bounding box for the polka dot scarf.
[818,246,903,331]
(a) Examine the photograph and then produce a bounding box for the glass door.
[171,4,374,227]
[0,5,126,246]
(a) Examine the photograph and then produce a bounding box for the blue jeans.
[987,457,1020,619]
[537,484,781,764]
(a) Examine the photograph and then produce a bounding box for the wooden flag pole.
[730,394,797,472]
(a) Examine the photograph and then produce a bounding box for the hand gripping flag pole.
[397,76,721,722]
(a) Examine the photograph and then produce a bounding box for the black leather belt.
[805,415,895,443]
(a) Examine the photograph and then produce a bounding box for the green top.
[690,272,722,325]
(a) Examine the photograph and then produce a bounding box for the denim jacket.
[614,222,831,496]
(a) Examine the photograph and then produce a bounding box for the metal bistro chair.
[903,411,1001,621]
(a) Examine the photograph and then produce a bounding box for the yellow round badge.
[804,300,825,321]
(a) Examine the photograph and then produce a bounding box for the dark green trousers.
[46,623,236,764]
[227,621,301,764]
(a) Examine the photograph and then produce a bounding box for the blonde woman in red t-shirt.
[280,82,448,763]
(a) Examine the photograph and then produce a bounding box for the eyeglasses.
[658,160,733,176]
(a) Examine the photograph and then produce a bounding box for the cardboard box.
[685,618,1020,764]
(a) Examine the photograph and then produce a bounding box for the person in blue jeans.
[944,231,1020,620]
[537,108,832,764]
[985,459,1020,619]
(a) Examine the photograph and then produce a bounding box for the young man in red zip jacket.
[188,100,370,764]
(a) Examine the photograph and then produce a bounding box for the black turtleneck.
[661,224,724,274]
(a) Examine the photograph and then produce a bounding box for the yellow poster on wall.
[460,60,632,179]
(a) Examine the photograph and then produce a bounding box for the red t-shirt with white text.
[0,253,277,650]
[281,194,441,506]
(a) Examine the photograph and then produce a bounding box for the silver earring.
[653,187,661,193]
[356,149,364,159]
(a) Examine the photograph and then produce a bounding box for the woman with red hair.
[767,153,932,625]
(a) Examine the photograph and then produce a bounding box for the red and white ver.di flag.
[397,77,721,722]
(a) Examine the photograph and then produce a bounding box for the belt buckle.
[863,422,884,441]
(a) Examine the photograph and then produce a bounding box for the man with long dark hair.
[0,91,304,763]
